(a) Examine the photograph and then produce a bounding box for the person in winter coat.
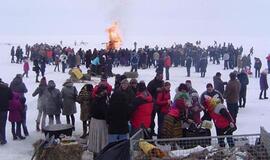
[223,52,230,70]
[203,95,236,147]
[9,74,28,136]
[77,84,93,138]
[115,79,135,105]
[9,92,25,140]
[107,85,130,143]
[237,70,249,108]
[213,72,227,96]
[130,51,139,72]
[254,57,262,78]
[266,54,270,74]
[156,82,171,137]
[60,53,68,73]
[88,84,109,154]
[160,83,190,138]
[32,77,47,131]
[92,75,113,97]
[45,80,62,125]
[188,92,203,125]
[185,80,198,96]
[147,72,164,136]
[61,79,78,130]
[164,54,172,80]
[130,78,138,94]
[130,81,153,135]
[200,83,224,138]
[153,51,160,68]
[186,56,192,77]
[22,58,29,78]
[224,72,241,123]
[0,79,12,145]
[259,70,269,99]
[10,74,28,96]
[33,59,41,82]
[200,56,208,77]
[11,46,15,63]
[40,57,46,77]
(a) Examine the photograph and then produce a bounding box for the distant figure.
[266,54,270,74]
[237,70,249,108]
[254,57,262,78]
[22,58,29,78]
[259,70,268,100]
[11,46,15,63]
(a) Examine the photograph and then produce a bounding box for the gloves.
[229,122,235,128]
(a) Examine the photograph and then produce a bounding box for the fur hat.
[178,83,188,92]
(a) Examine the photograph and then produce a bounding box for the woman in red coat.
[156,82,171,137]
[130,81,153,135]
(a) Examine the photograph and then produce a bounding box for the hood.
[11,77,22,86]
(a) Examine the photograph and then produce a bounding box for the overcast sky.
[0,0,270,48]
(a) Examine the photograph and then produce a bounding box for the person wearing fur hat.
[116,78,135,104]
[61,79,78,130]
[203,95,236,147]
[77,84,93,138]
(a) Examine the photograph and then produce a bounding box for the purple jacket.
[260,73,269,90]
[8,92,23,122]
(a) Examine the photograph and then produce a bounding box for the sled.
[71,68,83,79]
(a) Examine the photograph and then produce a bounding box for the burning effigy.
[106,22,122,50]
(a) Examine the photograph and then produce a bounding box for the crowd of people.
[10,41,268,82]
[0,41,269,157]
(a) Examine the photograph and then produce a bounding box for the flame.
[106,22,122,50]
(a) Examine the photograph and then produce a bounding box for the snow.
[0,40,270,159]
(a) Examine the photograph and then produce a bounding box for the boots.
[36,122,40,132]
[80,121,88,138]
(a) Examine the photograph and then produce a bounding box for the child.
[9,92,25,140]
[22,57,29,78]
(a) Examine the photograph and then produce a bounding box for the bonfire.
[106,22,122,50]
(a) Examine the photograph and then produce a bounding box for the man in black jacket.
[147,72,164,136]
[213,72,227,96]
[0,79,13,145]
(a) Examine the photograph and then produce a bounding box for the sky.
[0,0,270,49]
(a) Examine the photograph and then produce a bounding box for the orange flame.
[106,22,122,50]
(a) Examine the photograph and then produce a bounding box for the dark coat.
[260,73,268,90]
[0,82,13,111]
[254,58,262,69]
[237,72,249,97]
[186,56,192,68]
[107,91,130,134]
[147,78,164,99]
[213,76,226,95]
[92,93,108,120]
[200,57,208,72]
[10,77,28,95]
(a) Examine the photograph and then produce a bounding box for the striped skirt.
[160,115,183,138]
